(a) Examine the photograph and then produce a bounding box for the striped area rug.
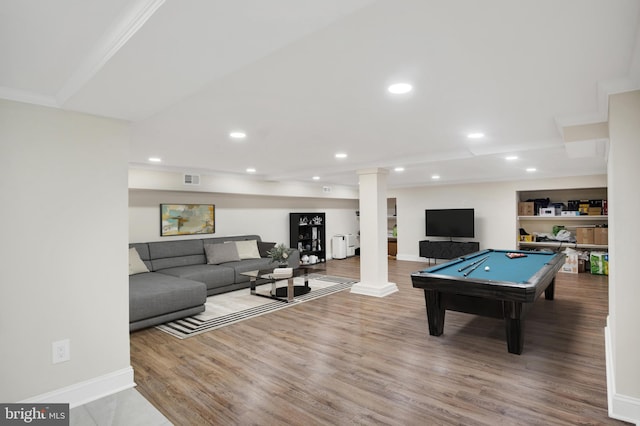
[156,275,356,339]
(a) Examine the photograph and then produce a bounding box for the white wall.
[391,174,607,261]
[130,171,607,264]
[607,90,640,423]
[0,100,132,404]
[129,189,359,259]
[129,168,359,200]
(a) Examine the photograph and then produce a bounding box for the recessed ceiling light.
[526,168,537,172]
[467,132,485,139]
[335,153,348,159]
[394,167,405,172]
[148,157,162,162]
[505,155,518,161]
[431,175,441,180]
[246,167,256,173]
[229,131,246,139]
[388,83,413,94]
[312,176,320,180]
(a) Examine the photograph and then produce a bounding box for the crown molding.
[555,69,640,137]
[56,0,166,105]
[0,86,59,108]
[554,20,640,136]
[0,0,165,110]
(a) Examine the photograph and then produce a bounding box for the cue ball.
[484,266,490,271]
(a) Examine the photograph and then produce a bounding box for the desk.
[411,249,565,354]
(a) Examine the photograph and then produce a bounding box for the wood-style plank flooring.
[130,257,627,425]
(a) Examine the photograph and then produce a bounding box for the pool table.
[411,249,565,354]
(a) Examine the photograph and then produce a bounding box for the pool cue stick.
[458,255,490,272]
[463,256,489,277]
[457,256,486,272]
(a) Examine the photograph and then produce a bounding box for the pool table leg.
[545,278,556,300]
[423,290,445,336]
[504,302,524,354]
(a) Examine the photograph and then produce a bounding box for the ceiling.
[2,0,639,188]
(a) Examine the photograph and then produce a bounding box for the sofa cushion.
[258,241,276,257]
[156,264,236,290]
[204,242,241,264]
[202,235,263,246]
[129,243,152,271]
[129,272,206,322]
[235,239,261,259]
[129,247,149,275]
[148,240,206,270]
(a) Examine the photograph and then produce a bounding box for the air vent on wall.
[183,174,200,185]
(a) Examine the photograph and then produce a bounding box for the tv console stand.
[419,240,480,265]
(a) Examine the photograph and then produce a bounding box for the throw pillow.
[129,247,149,275]
[204,243,241,264]
[235,239,261,259]
[258,241,276,258]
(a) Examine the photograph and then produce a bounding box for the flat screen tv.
[425,208,475,238]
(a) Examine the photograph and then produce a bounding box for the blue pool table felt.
[423,249,557,284]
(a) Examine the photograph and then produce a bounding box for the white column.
[351,168,398,297]
[606,90,640,423]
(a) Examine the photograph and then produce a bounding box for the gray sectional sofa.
[128,235,299,331]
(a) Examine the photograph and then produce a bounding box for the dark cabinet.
[419,240,480,264]
[290,213,326,263]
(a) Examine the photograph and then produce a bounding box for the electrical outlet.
[52,339,70,364]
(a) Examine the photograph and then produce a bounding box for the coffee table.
[241,263,326,303]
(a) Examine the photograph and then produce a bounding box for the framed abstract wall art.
[160,204,215,236]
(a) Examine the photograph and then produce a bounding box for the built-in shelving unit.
[517,188,608,251]
[387,198,397,257]
[517,241,609,250]
[290,212,326,263]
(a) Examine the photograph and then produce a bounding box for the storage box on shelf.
[594,227,608,245]
[518,202,535,216]
[576,227,595,245]
[578,200,590,215]
[520,235,534,242]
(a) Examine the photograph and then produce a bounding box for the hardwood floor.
[130,257,627,425]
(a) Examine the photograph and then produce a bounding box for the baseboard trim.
[395,254,425,262]
[350,281,398,297]
[605,322,640,425]
[20,366,135,409]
